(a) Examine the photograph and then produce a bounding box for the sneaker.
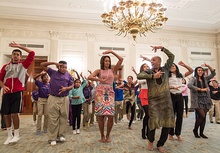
[73,130,77,135]
[9,136,20,143]
[59,137,66,142]
[4,136,13,145]
[50,141,56,146]
[36,131,41,135]
[76,129,80,134]
[43,130,47,133]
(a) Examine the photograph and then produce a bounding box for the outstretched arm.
[140,55,151,62]
[201,63,216,81]
[178,61,193,77]
[72,69,80,80]
[131,66,138,75]
[151,46,175,69]
[40,62,59,71]
[9,41,33,53]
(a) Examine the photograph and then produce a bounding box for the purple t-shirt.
[35,80,50,98]
[47,68,74,96]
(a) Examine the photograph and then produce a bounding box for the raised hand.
[88,70,92,74]
[131,66,135,72]
[80,72,83,78]
[201,62,208,67]
[9,41,21,48]
[178,61,185,67]
[102,50,112,55]
[150,46,164,53]
[72,69,77,72]
[55,63,62,69]
[140,55,150,61]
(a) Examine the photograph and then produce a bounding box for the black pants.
[71,104,82,130]
[169,93,184,136]
[148,127,170,147]
[126,101,135,127]
[183,96,188,115]
[142,105,149,137]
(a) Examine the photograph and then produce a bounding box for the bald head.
[151,56,161,69]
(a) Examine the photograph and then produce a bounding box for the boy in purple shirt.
[34,72,50,135]
[41,61,73,146]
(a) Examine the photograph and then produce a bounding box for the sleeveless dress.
[94,69,115,116]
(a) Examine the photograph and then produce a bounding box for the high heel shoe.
[142,129,146,139]
[193,129,200,138]
[200,134,208,139]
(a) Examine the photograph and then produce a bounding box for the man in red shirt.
[0,41,35,145]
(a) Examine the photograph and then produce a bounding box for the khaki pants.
[90,102,95,124]
[33,101,38,121]
[47,95,69,141]
[82,102,92,126]
[36,98,48,132]
[114,100,123,123]
[209,99,220,123]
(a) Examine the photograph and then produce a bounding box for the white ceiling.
[0,0,220,33]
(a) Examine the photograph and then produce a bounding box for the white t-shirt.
[169,73,185,94]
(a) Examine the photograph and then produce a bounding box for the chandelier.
[101,0,168,41]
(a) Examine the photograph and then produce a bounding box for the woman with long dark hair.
[132,63,150,139]
[88,50,123,143]
[168,61,193,141]
[182,78,189,118]
[188,63,215,139]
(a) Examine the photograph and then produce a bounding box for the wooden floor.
[0,113,220,153]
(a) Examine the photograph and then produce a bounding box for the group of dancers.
[0,42,219,153]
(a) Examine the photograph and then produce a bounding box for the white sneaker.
[76,129,80,134]
[9,136,20,143]
[50,141,56,146]
[4,136,13,145]
[73,130,77,135]
[59,136,66,142]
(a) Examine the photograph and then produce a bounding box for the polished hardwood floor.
[0,113,219,153]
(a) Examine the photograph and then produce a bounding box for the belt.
[171,93,182,95]
[50,94,67,97]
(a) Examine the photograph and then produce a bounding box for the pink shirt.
[182,84,188,96]
[99,69,114,85]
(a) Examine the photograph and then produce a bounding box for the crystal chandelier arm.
[124,31,128,37]
[128,8,132,19]
[121,10,128,22]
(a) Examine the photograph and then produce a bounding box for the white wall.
[0,19,218,80]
